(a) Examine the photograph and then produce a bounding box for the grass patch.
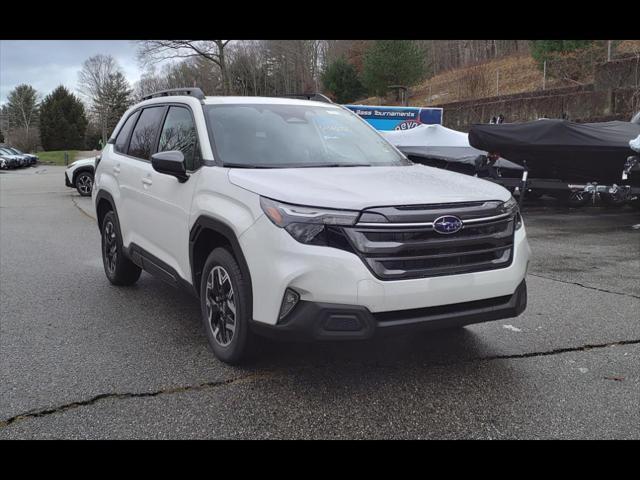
[38,151,80,166]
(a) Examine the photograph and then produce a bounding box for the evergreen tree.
[530,40,595,66]
[84,121,103,150]
[361,41,425,97]
[94,71,133,140]
[39,86,88,150]
[321,57,365,104]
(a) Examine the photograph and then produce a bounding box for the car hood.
[67,157,96,169]
[228,164,511,210]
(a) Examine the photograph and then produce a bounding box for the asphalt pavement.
[0,165,638,439]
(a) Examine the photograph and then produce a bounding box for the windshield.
[204,103,409,168]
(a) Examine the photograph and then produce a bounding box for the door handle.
[142,178,153,186]
[113,164,121,174]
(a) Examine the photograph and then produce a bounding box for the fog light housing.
[278,288,300,321]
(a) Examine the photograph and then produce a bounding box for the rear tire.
[200,248,255,364]
[101,210,141,286]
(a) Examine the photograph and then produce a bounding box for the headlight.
[260,197,359,245]
[501,196,518,213]
[501,196,522,230]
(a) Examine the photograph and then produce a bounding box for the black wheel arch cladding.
[72,166,94,185]
[189,216,253,307]
[95,190,117,233]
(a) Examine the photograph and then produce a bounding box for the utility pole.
[496,68,500,96]
[543,60,547,90]
[607,40,612,61]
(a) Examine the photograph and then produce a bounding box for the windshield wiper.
[296,163,372,168]
[222,162,372,169]
[222,163,275,169]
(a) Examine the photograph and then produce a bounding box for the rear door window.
[114,111,140,154]
[128,107,166,160]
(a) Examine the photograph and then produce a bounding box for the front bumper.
[65,171,73,188]
[252,280,527,341]
[240,215,531,326]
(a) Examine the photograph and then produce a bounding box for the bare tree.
[137,40,233,94]
[5,84,40,151]
[133,67,169,100]
[78,55,119,142]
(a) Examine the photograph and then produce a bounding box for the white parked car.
[93,88,531,364]
[65,157,96,196]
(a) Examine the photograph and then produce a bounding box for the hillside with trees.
[131,40,640,108]
[1,40,637,153]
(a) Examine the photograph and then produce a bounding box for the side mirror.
[151,150,188,182]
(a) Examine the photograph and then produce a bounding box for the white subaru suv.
[92,88,531,364]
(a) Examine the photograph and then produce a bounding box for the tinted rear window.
[114,111,140,154]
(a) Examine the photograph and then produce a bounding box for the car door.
[104,109,140,245]
[121,105,168,256]
[137,105,202,283]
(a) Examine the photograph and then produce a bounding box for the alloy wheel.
[205,266,236,347]
[103,221,117,274]
[77,174,93,194]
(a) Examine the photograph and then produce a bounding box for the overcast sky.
[0,40,153,104]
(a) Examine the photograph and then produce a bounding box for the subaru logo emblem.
[433,215,463,234]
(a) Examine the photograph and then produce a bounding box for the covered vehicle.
[469,119,640,185]
[381,124,523,177]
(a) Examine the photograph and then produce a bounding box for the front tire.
[101,210,141,286]
[200,248,255,364]
[75,171,93,196]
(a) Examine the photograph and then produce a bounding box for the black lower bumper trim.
[251,279,528,341]
[65,173,73,188]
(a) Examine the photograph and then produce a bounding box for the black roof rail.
[279,93,334,104]
[142,87,206,101]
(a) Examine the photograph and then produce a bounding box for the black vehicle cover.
[380,124,523,177]
[397,145,523,170]
[469,119,640,183]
